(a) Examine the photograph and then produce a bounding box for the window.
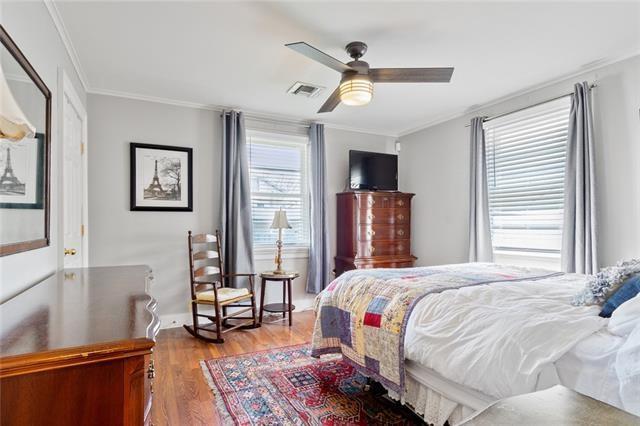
[247,131,309,247]
[484,96,571,270]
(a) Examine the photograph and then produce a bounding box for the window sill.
[493,251,561,271]
[253,246,309,260]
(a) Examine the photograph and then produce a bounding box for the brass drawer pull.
[368,230,376,236]
[397,200,405,207]
[368,214,375,221]
[398,244,404,251]
[147,360,156,379]
[397,229,405,237]
[369,199,376,206]
[397,214,405,221]
[370,246,376,254]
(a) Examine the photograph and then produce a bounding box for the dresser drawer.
[392,197,409,208]
[356,194,411,210]
[359,224,410,241]
[358,208,410,224]
[358,240,411,257]
[356,194,391,209]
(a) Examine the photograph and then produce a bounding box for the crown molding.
[397,49,640,137]
[321,122,398,139]
[44,0,90,92]
[88,87,398,138]
[89,87,221,111]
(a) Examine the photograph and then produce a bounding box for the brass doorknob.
[64,248,77,256]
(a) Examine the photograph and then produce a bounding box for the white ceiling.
[55,1,640,136]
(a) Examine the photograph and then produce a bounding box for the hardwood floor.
[151,311,315,425]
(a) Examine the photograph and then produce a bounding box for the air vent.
[287,81,324,98]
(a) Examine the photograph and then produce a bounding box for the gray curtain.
[220,110,254,287]
[468,117,493,262]
[561,82,598,274]
[307,123,331,294]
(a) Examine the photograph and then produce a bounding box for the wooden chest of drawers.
[335,191,417,276]
[0,266,160,426]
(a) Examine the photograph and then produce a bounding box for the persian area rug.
[201,343,421,425]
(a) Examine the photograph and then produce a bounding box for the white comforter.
[404,273,607,399]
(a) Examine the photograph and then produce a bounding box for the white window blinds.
[247,131,309,247]
[484,96,571,268]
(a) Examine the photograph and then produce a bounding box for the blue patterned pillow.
[599,274,640,318]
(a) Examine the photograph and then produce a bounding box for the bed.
[311,262,639,425]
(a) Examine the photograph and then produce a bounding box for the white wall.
[0,2,87,302]
[399,55,640,268]
[87,94,392,327]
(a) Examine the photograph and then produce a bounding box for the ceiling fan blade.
[370,67,454,83]
[286,42,355,73]
[317,87,341,113]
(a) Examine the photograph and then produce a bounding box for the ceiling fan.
[285,41,454,113]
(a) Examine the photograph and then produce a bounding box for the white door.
[62,74,87,268]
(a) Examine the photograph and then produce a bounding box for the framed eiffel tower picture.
[130,143,193,211]
[0,133,45,209]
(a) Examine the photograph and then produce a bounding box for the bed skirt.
[386,360,496,425]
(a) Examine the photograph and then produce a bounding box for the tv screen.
[349,150,398,191]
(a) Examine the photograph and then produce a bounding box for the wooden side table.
[259,271,299,326]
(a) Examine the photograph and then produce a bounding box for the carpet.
[201,343,421,425]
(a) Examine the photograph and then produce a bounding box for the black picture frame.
[0,133,45,209]
[130,143,193,212]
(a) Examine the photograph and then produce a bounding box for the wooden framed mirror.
[0,25,51,256]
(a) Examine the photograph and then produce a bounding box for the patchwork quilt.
[311,263,561,393]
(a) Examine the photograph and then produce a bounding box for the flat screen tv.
[349,150,398,191]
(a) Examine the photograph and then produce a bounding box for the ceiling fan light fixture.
[339,75,373,106]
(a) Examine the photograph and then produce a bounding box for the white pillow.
[608,293,640,336]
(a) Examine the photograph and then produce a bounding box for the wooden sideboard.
[0,266,160,426]
[335,191,417,276]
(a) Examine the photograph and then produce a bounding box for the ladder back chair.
[183,230,259,343]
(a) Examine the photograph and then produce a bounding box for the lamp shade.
[270,209,292,229]
[0,64,36,141]
[339,74,373,106]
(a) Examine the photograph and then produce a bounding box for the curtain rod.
[464,83,597,127]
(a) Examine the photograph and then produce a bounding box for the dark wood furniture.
[0,266,160,426]
[335,191,417,276]
[183,230,259,344]
[258,271,299,326]
[461,385,639,425]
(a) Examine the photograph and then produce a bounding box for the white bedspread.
[405,273,606,399]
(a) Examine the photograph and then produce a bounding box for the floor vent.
[287,82,324,98]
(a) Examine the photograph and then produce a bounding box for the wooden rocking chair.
[183,230,259,343]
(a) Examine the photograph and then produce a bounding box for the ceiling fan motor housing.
[345,41,368,60]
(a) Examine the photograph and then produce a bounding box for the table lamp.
[271,208,292,274]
